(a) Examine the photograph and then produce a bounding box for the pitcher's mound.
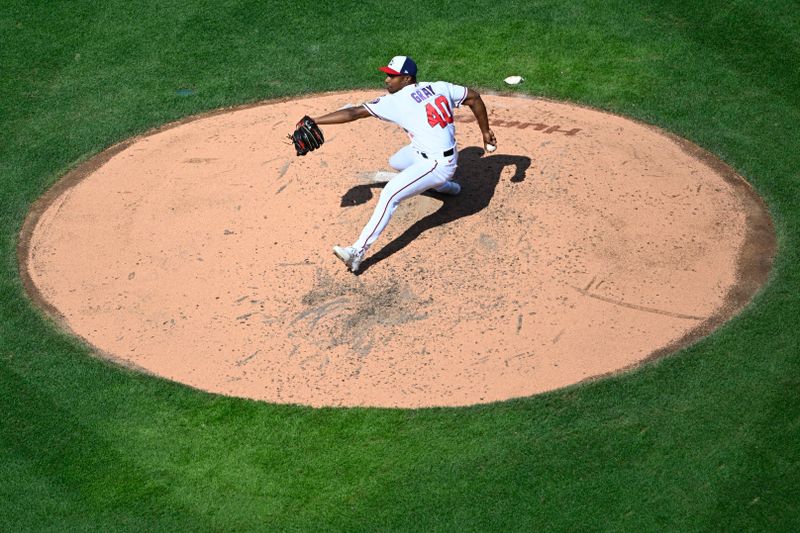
[21,91,774,408]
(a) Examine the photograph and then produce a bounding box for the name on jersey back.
[409,85,436,103]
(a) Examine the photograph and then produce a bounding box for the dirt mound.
[20,91,774,407]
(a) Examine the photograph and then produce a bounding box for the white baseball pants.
[352,145,458,251]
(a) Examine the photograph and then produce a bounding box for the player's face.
[384,74,411,94]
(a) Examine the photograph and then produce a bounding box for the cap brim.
[378,66,402,75]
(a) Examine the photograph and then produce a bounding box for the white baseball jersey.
[363,81,469,155]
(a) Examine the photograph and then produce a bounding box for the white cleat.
[333,245,366,272]
[435,181,461,195]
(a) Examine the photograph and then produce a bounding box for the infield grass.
[1,0,799,530]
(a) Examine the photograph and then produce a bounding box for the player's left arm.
[313,106,372,125]
[462,88,497,148]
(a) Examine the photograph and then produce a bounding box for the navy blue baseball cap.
[378,56,417,76]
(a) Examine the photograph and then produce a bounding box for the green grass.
[2,0,799,530]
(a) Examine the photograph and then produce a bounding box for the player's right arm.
[462,88,497,148]
[313,106,372,125]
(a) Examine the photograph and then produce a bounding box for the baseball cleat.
[333,245,366,272]
[435,181,461,195]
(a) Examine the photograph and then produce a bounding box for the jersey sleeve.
[448,82,469,108]
[362,95,400,123]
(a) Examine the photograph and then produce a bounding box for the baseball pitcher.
[290,55,497,272]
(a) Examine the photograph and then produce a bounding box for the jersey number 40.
[426,95,454,128]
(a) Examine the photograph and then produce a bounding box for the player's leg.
[389,144,416,171]
[368,145,416,184]
[430,151,460,194]
[353,159,447,251]
[388,148,460,193]
[334,155,457,272]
